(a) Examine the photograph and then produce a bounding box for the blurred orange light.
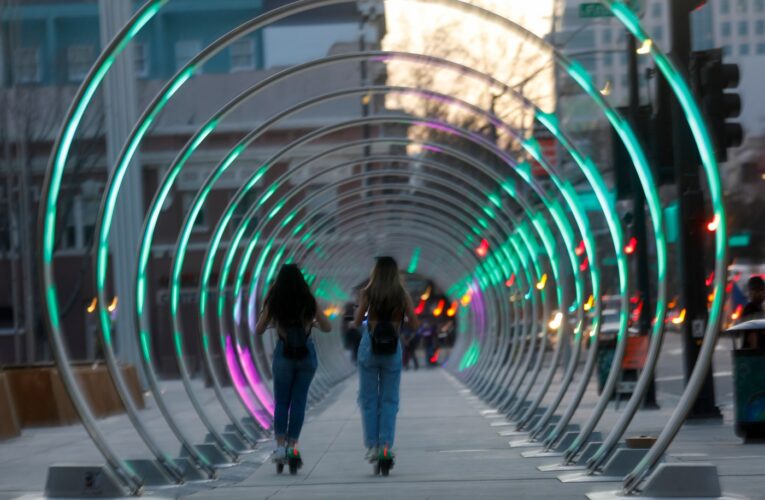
[536,274,547,290]
[672,308,686,325]
[86,297,97,314]
[475,239,489,258]
[707,215,719,232]
[583,295,594,312]
[624,237,637,255]
[433,299,445,317]
[446,301,458,317]
[731,304,743,321]
[575,240,585,257]
[415,299,426,315]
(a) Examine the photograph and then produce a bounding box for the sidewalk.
[191,369,599,499]
[2,363,764,499]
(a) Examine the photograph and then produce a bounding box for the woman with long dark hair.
[256,264,332,471]
[354,256,418,472]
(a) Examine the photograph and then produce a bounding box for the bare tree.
[1,0,105,363]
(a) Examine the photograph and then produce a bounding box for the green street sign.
[579,1,641,18]
[579,3,613,17]
[729,233,751,248]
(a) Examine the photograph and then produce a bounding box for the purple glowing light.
[237,342,275,415]
[225,335,271,428]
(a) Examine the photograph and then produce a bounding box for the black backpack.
[371,305,401,356]
[282,321,311,360]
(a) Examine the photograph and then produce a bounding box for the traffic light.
[690,48,744,162]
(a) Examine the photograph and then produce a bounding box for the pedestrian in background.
[740,276,765,351]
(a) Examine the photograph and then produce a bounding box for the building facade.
[0,0,392,375]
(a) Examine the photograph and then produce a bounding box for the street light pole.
[626,32,658,408]
[670,0,721,419]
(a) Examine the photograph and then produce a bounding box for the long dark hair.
[264,264,317,328]
[365,256,406,317]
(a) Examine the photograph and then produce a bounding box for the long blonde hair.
[365,256,406,318]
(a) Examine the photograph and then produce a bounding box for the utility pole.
[670,0,721,419]
[98,0,144,380]
[626,31,658,408]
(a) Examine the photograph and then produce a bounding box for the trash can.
[727,319,765,441]
[732,349,765,441]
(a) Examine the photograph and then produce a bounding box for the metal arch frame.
[164,103,537,438]
[140,49,616,450]
[115,52,620,486]
[37,0,723,493]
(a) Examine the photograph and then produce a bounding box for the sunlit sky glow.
[382,0,556,146]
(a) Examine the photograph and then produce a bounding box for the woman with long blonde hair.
[354,256,418,473]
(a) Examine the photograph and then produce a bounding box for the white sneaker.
[364,446,378,462]
[271,445,287,463]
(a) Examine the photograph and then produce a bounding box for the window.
[80,198,99,247]
[67,45,94,81]
[653,26,664,42]
[651,2,662,18]
[602,29,612,45]
[738,21,749,36]
[134,42,149,77]
[13,47,40,83]
[603,52,613,66]
[230,38,255,71]
[175,40,201,71]
[721,22,732,37]
[723,45,733,56]
[757,0,765,12]
[181,192,207,232]
[756,20,765,35]
[231,189,258,231]
[736,0,748,13]
[721,0,730,14]
[757,42,765,54]
[740,44,750,55]
[304,184,336,226]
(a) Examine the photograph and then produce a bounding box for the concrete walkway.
[191,369,599,499]
[2,352,765,499]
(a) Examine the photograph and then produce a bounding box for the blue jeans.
[357,326,402,448]
[272,338,317,441]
